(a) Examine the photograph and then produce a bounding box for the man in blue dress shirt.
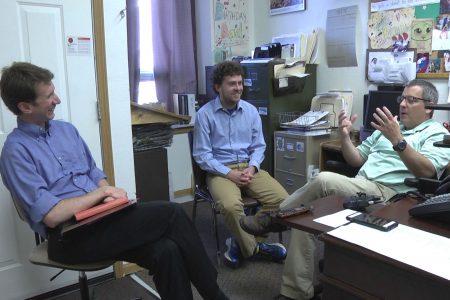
[0,62,228,300]
[193,61,288,268]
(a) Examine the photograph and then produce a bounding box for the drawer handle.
[283,155,296,160]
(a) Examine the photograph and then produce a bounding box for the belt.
[226,162,249,170]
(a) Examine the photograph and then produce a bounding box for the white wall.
[196,0,450,126]
[103,1,136,196]
[167,133,192,195]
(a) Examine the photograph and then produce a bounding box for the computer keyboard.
[409,193,450,223]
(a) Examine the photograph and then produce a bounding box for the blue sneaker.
[254,242,287,262]
[224,237,242,268]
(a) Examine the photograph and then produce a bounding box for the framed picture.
[366,49,417,83]
[270,0,305,16]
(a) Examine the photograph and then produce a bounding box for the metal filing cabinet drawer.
[275,135,307,175]
[275,170,306,195]
[274,131,335,192]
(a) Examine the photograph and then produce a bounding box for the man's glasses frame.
[396,95,432,105]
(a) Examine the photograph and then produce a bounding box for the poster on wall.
[368,7,415,49]
[370,0,440,12]
[213,0,249,63]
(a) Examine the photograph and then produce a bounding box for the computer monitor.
[364,90,403,130]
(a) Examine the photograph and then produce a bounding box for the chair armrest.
[404,177,441,195]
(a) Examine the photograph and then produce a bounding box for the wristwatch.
[393,139,407,152]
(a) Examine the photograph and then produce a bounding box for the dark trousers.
[48,201,220,300]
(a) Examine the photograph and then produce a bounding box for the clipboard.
[60,199,137,235]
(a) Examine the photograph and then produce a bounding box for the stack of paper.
[304,29,318,64]
[281,110,329,129]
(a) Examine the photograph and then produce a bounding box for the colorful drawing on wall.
[416,52,430,72]
[438,49,450,70]
[213,0,249,63]
[410,19,433,53]
[432,14,450,50]
[213,0,249,62]
[270,0,305,15]
[368,7,415,49]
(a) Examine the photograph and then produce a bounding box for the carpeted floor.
[47,200,291,300]
[137,200,289,300]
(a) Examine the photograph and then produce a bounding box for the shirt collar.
[400,118,433,134]
[17,118,52,139]
[212,96,243,113]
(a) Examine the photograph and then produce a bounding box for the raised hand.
[370,106,402,144]
[338,110,357,139]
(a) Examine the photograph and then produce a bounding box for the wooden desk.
[275,197,450,299]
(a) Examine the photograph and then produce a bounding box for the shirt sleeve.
[416,124,450,177]
[356,130,381,160]
[193,110,231,176]
[0,143,60,228]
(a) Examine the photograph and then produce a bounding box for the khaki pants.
[279,172,397,300]
[207,163,288,257]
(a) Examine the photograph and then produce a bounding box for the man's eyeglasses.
[396,95,432,105]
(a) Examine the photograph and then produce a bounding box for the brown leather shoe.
[239,213,288,236]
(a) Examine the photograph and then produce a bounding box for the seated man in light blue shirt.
[0,62,228,300]
[241,79,450,300]
[193,61,288,268]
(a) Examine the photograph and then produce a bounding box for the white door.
[0,1,105,299]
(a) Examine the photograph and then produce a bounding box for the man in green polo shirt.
[240,79,450,300]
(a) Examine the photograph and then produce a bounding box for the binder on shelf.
[173,93,196,124]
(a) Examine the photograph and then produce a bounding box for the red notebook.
[61,198,137,235]
[75,197,129,221]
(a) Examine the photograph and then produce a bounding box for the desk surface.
[276,195,450,238]
[277,195,450,299]
[275,196,450,300]
[273,196,381,235]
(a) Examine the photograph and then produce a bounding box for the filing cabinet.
[274,130,334,194]
[241,60,317,175]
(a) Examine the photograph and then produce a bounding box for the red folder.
[75,197,130,221]
[61,198,137,235]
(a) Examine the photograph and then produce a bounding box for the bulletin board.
[368,0,450,79]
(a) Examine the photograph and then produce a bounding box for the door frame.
[92,0,144,278]
[93,0,114,186]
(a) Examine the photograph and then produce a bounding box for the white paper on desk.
[328,223,450,280]
[313,209,356,228]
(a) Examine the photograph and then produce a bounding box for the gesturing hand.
[370,106,402,144]
[338,110,357,138]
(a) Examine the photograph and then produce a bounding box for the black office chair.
[11,195,115,300]
[324,160,359,177]
[404,164,450,196]
[188,132,282,266]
